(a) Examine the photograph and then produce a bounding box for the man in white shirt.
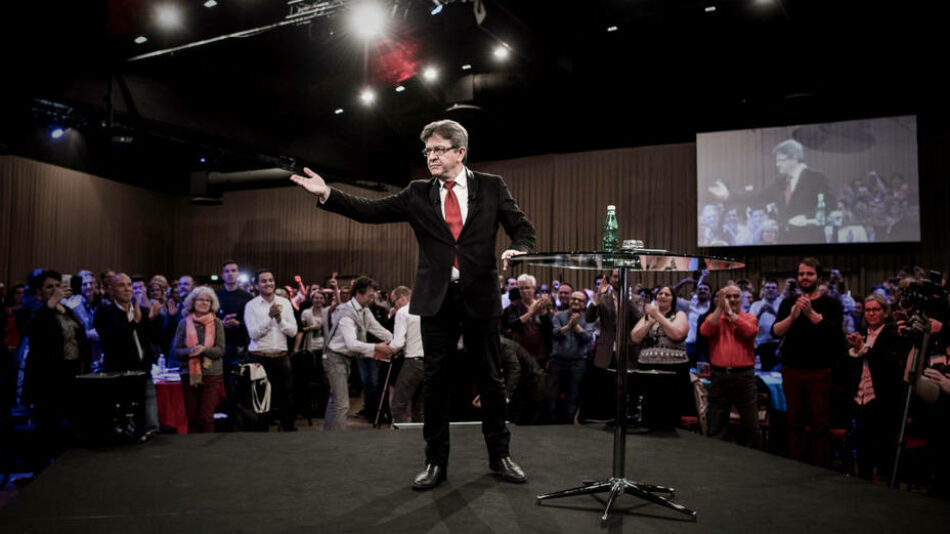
[388,286,424,423]
[323,276,395,430]
[244,270,298,431]
[749,279,783,371]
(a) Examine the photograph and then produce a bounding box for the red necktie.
[444,181,462,267]
[784,178,792,206]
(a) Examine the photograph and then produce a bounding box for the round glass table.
[510,250,744,522]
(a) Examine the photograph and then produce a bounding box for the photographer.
[893,274,949,497]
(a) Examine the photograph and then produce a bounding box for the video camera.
[897,270,948,318]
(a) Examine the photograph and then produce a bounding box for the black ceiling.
[1,1,945,196]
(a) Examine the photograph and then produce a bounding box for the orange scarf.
[186,313,215,387]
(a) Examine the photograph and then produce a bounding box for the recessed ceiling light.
[422,67,438,81]
[134,35,148,44]
[359,89,376,105]
[606,25,618,32]
[705,6,716,12]
[349,3,387,41]
[204,0,218,7]
[395,85,406,93]
[461,64,472,70]
[155,4,184,30]
[493,45,510,61]
[334,108,344,115]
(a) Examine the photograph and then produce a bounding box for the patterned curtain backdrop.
[3,140,949,297]
[0,156,174,284]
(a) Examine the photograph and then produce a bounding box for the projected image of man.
[764,139,833,244]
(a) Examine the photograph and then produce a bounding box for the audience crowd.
[2,258,949,498]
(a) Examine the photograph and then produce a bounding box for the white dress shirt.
[439,166,469,281]
[326,299,392,358]
[389,305,424,359]
[244,295,298,353]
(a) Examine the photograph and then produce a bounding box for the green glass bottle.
[815,193,826,226]
[602,205,619,252]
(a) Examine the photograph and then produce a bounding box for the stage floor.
[1,424,947,533]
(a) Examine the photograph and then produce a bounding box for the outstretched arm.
[291,167,410,224]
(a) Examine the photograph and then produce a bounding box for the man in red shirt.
[700,283,761,448]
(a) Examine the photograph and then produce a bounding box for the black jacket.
[846,323,909,408]
[320,169,535,318]
[23,305,91,404]
[94,303,157,372]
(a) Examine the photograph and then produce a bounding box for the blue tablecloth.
[696,370,786,412]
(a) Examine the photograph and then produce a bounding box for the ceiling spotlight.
[606,25,618,32]
[134,35,148,44]
[359,88,376,105]
[203,0,218,7]
[395,85,406,93]
[461,64,472,71]
[422,67,438,81]
[334,108,344,115]
[155,4,184,30]
[493,45,510,61]
[430,0,444,15]
[199,156,206,163]
[705,6,716,12]
[349,2,387,40]
[238,274,249,284]
[50,127,65,140]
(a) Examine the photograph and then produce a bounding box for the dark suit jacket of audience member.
[585,291,643,369]
[94,303,157,372]
[846,322,909,408]
[499,336,547,403]
[23,305,91,405]
[319,169,535,319]
[502,301,553,361]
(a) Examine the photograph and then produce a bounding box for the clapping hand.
[269,303,282,319]
[923,368,950,395]
[847,332,864,352]
[644,301,659,320]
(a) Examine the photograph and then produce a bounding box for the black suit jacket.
[23,305,91,404]
[320,169,535,318]
[847,323,908,409]
[93,303,156,372]
[759,167,833,244]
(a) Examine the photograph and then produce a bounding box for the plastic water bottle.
[157,354,166,374]
[602,205,619,252]
[815,193,826,226]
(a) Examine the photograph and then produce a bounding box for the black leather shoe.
[489,457,527,483]
[411,464,446,490]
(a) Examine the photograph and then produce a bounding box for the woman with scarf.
[172,286,225,433]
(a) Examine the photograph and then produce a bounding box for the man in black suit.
[291,119,535,490]
[94,273,161,435]
[759,139,833,244]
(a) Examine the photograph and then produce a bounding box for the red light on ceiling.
[370,40,421,85]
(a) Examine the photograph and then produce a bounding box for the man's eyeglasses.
[422,146,458,158]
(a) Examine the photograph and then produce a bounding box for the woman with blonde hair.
[172,286,225,432]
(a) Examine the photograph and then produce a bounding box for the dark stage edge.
[1,425,948,534]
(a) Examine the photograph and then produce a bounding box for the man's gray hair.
[420,120,469,152]
[772,139,804,162]
[517,273,537,288]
